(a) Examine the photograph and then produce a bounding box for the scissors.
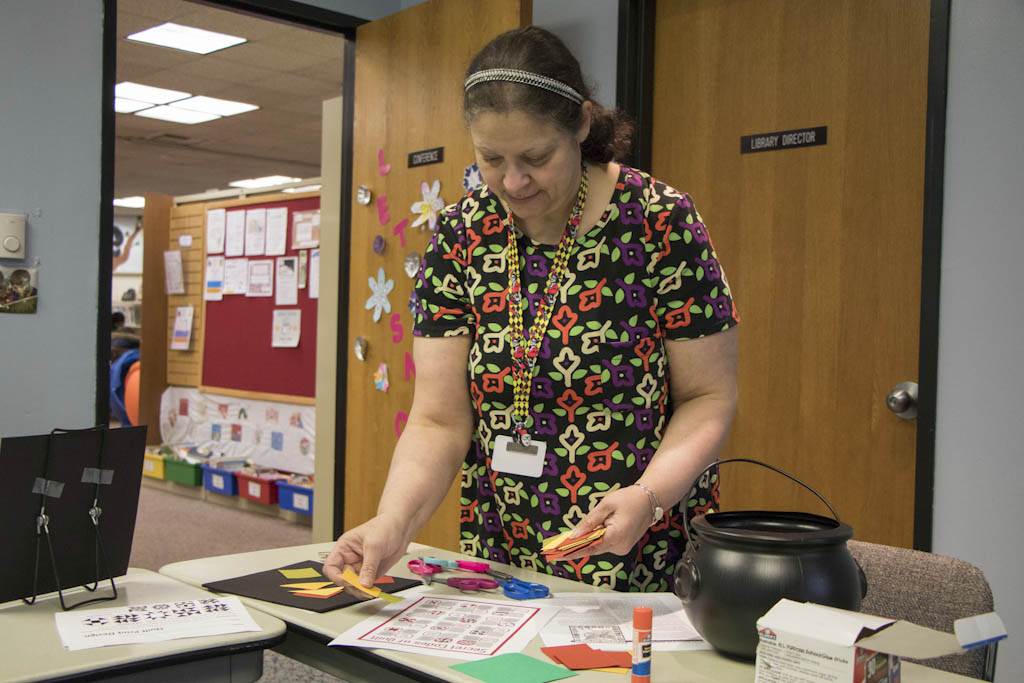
[408,559,500,592]
[418,557,550,600]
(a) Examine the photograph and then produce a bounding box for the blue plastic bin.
[201,463,239,496]
[276,480,313,515]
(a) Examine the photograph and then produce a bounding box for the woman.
[326,26,739,593]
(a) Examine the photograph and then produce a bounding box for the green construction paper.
[450,653,578,683]
[279,567,322,579]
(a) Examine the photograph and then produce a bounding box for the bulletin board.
[200,193,320,403]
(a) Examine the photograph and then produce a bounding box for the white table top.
[0,568,285,683]
[160,542,978,683]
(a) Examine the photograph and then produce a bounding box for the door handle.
[886,381,918,420]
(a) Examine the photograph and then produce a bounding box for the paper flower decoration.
[365,267,394,322]
[374,363,390,392]
[410,180,445,232]
[463,162,483,192]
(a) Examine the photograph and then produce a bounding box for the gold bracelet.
[634,483,664,526]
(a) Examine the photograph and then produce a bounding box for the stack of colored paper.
[541,644,632,673]
[541,528,606,560]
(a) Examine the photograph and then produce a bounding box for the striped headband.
[464,68,584,105]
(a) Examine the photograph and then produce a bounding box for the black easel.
[23,426,119,611]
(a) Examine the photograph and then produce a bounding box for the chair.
[848,540,997,681]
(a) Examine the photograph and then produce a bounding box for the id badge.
[491,435,547,478]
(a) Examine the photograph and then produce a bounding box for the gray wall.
[534,0,619,106]
[0,0,104,437]
[933,2,1024,680]
[292,0,403,21]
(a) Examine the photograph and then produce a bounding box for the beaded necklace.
[505,165,588,446]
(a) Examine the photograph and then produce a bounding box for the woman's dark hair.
[464,26,633,164]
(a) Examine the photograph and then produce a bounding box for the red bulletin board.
[201,196,319,400]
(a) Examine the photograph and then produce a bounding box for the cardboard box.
[755,599,1006,683]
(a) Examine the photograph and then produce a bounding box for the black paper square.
[202,560,419,613]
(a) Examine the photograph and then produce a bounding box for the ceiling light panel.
[229,176,302,189]
[113,196,146,208]
[115,81,190,105]
[135,106,221,125]
[127,22,247,55]
[115,97,153,114]
[174,96,259,117]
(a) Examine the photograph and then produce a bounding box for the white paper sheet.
[223,258,248,295]
[329,586,560,661]
[205,255,224,301]
[247,259,274,297]
[521,592,710,652]
[206,208,226,254]
[171,306,194,350]
[245,208,267,256]
[54,595,260,652]
[272,309,301,347]
[163,250,185,294]
[225,210,246,256]
[309,248,320,299]
[265,207,289,256]
[275,256,298,306]
[291,209,320,249]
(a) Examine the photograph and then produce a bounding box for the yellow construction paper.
[291,586,345,598]
[593,667,630,674]
[340,568,402,603]
[279,568,322,579]
[543,528,606,552]
[377,591,403,604]
[542,530,573,551]
[281,581,334,590]
[340,568,381,596]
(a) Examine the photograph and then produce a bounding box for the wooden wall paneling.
[650,0,929,547]
[344,0,531,551]
[165,202,206,387]
[140,193,173,444]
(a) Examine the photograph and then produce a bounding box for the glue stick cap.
[633,606,653,629]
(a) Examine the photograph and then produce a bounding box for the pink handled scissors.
[408,559,443,578]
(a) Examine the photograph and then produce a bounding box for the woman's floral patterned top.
[412,165,739,591]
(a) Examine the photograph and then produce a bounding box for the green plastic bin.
[164,458,203,487]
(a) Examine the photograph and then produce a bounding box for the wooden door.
[650,1,930,547]
[344,0,531,551]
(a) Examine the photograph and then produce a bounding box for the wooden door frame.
[616,0,950,551]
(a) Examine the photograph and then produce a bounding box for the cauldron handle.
[685,458,842,542]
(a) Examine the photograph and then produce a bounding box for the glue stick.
[632,606,653,682]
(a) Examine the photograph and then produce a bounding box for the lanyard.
[505,165,588,446]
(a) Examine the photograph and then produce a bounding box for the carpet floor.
[131,484,346,682]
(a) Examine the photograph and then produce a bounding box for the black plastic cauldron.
[674,459,867,659]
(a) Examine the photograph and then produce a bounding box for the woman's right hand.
[323,514,411,592]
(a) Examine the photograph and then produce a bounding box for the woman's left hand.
[552,485,655,560]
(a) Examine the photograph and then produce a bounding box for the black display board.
[0,426,147,605]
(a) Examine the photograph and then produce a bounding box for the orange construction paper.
[291,585,345,599]
[541,644,626,670]
[281,581,334,590]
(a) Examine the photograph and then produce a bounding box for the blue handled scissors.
[499,576,549,600]
[485,568,550,600]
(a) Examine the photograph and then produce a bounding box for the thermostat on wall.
[1,213,27,259]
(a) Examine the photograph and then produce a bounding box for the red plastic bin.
[235,471,285,505]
